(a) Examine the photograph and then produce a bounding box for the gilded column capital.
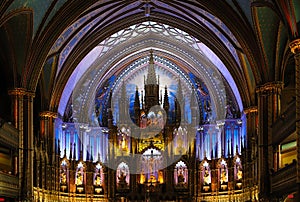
[39,111,58,118]
[8,88,27,96]
[289,38,300,54]
[244,106,258,114]
[8,88,35,98]
[256,81,284,95]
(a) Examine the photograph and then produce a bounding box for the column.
[39,111,57,159]
[8,88,35,201]
[289,38,300,199]
[244,107,258,189]
[39,111,57,192]
[256,82,283,199]
[216,120,225,157]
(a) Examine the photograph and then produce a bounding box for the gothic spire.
[119,81,129,124]
[90,145,93,162]
[163,85,170,111]
[190,89,198,125]
[97,152,101,163]
[107,91,113,128]
[146,50,157,85]
[133,86,141,125]
[175,79,184,125]
[134,86,140,109]
[73,142,77,160]
[121,81,127,101]
[176,78,184,104]
[86,145,90,161]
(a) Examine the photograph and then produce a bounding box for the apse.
[55,20,246,163]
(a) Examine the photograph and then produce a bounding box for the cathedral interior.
[0,1,299,202]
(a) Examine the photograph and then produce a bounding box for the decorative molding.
[8,88,35,97]
[289,38,300,54]
[244,106,258,114]
[39,111,58,118]
[256,81,284,95]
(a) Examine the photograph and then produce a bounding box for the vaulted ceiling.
[0,0,299,120]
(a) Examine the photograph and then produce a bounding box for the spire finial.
[121,80,127,99]
[163,85,170,111]
[98,152,101,162]
[176,78,183,102]
[146,50,157,85]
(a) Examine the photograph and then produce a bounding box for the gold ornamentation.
[8,88,35,97]
[244,106,258,114]
[256,81,283,95]
[289,38,300,54]
[39,111,58,118]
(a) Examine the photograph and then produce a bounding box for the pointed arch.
[173,126,188,155]
[234,155,243,189]
[200,159,212,189]
[174,160,188,187]
[116,162,130,188]
[59,158,69,192]
[75,161,86,193]
[94,162,104,187]
[217,158,228,191]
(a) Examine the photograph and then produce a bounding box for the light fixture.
[77,186,84,193]
[95,187,102,194]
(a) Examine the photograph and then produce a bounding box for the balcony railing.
[0,118,18,148]
[271,160,296,196]
[0,172,19,198]
[272,100,296,145]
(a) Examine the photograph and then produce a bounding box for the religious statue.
[76,172,83,185]
[95,174,101,186]
[149,173,157,183]
[176,135,184,154]
[220,169,227,184]
[237,167,243,181]
[203,169,211,185]
[140,173,146,184]
[60,171,67,184]
[178,169,185,184]
[120,135,128,151]
[118,170,127,186]
[158,171,164,183]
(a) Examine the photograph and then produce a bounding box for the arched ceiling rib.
[56,28,243,123]
[34,0,255,94]
[0,0,299,115]
[51,17,249,115]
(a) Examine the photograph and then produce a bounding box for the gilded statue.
[203,169,211,185]
[76,172,83,185]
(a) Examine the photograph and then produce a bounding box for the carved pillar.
[108,169,116,200]
[290,38,300,199]
[39,111,57,162]
[256,82,283,199]
[103,166,108,199]
[8,88,35,201]
[86,162,93,195]
[244,107,258,188]
[39,111,57,193]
